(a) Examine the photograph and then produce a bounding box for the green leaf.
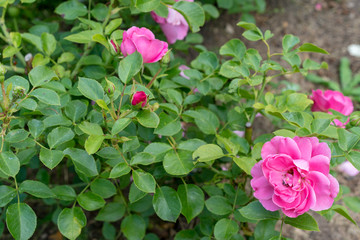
[154,112,182,136]
[55,0,87,20]
[163,150,194,175]
[254,220,279,240]
[57,207,87,240]
[343,197,360,213]
[77,191,106,211]
[41,32,56,56]
[273,129,296,138]
[340,57,352,92]
[96,202,125,222]
[58,52,75,64]
[177,184,204,223]
[65,30,99,44]
[30,88,60,105]
[298,43,329,54]
[19,180,56,198]
[219,39,246,60]
[131,152,156,166]
[167,89,183,105]
[284,213,319,231]
[111,118,131,135]
[286,93,313,112]
[239,201,280,220]
[52,185,76,201]
[28,119,44,139]
[105,18,123,35]
[109,162,131,178]
[64,148,98,177]
[205,196,232,215]
[118,52,143,84]
[237,21,257,30]
[19,98,37,111]
[214,218,239,240]
[121,215,146,240]
[338,128,360,151]
[90,178,116,199]
[219,60,249,79]
[193,144,224,162]
[5,129,29,143]
[136,110,160,128]
[132,169,156,193]
[153,186,182,222]
[173,1,205,32]
[28,65,57,87]
[311,118,331,134]
[129,183,147,203]
[135,0,160,12]
[78,121,103,136]
[0,151,20,177]
[78,77,104,101]
[22,33,42,52]
[47,127,75,149]
[0,185,16,207]
[6,203,37,240]
[233,156,257,175]
[282,34,300,52]
[64,100,87,122]
[332,204,358,226]
[85,135,104,154]
[243,29,263,41]
[3,45,18,58]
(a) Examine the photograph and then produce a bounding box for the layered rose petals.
[251,136,339,218]
[120,27,168,63]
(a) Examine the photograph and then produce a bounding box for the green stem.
[14,177,20,204]
[279,216,285,240]
[0,7,26,67]
[146,67,162,88]
[3,64,25,74]
[70,0,114,79]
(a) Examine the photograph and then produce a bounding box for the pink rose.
[251,136,339,218]
[120,27,168,63]
[110,39,120,53]
[338,161,359,177]
[151,0,193,44]
[179,65,190,79]
[310,89,353,127]
[131,91,147,107]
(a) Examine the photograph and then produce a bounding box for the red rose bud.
[131,91,147,107]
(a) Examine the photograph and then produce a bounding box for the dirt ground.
[201,0,360,239]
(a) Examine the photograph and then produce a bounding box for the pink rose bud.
[109,39,120,53]
[131,91,147,107]
[120,27,168,63]
[151,1,192,44]
[251,136,339,218]
[179,65,190,79]
[310,90,354,127]
[338,161,359,177]
[315,3,322,11]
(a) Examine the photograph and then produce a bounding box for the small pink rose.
[251,136,339,218]
[315,3,322,11]
[338,161,359,177]
[131,91,147,107]
[151,0,193,44]
[110,39,120,53]
[120,27,168,63]
[310,90,354,127]
[179,65,190,79]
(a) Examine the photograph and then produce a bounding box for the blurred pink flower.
[151,0,193,44]
[179,65,190,79]
[233,131,245,138]
[338,161,359,177]
[315,3,322,11]
[310,89,353,127]
[251,136,339,218]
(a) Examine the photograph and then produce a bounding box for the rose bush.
[0,0,358,239]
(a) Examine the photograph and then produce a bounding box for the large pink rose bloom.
[151,0,193,44]
[120,27,168,63]
[310,89,353,127]
[251,136,339,218]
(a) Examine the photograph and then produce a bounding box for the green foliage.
[0,0,354,239]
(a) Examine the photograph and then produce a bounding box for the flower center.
[282,169,294,187]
